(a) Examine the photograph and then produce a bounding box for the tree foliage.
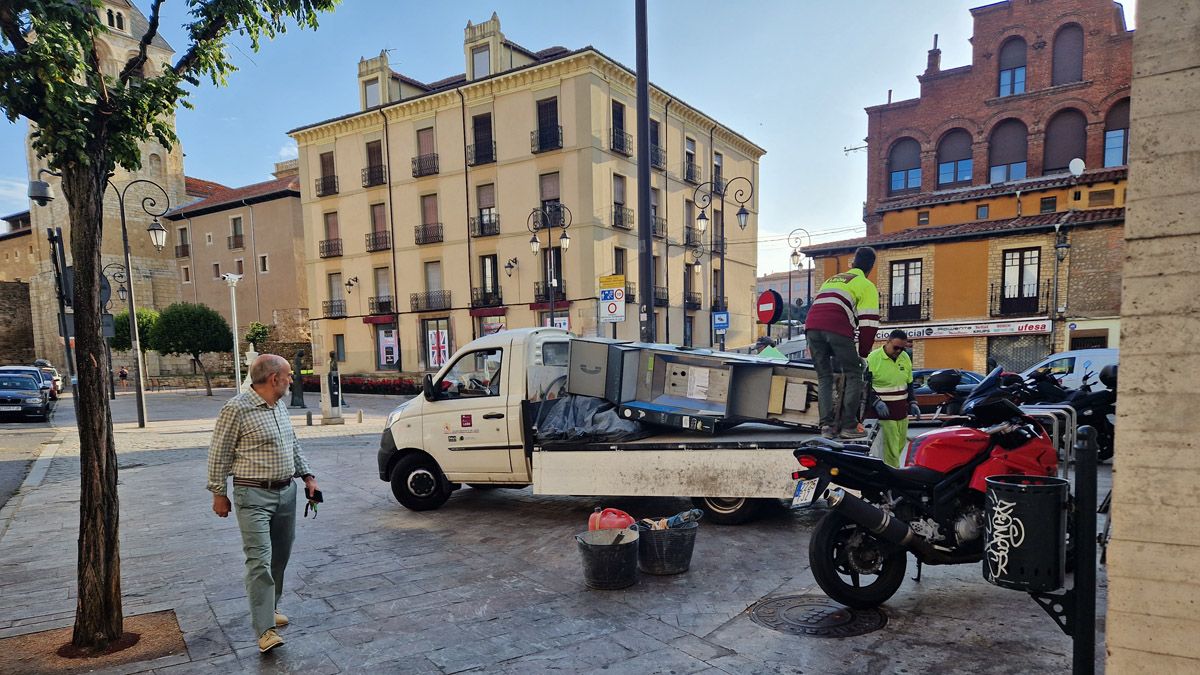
[109,307,159,352]
[245,321,270,347]
[150,302,232,358]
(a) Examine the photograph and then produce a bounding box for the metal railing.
[315,175,338,197]
[533,203,566,229]
[610,128,632,156]
[318,238,342,258]
[650,145,666,169]
[227,234,244,250]
[410,290,452,312]
[684,159,701,184]
[990,280,1051,317]
[531,125,563,153]
[368,295,394,314]
[412,153,439,178]
[712,236,727,255]
[612,205,634,230]
[471,287,503,308]
[652,216,666,239]
[414,223,443,245]
[322,299,346,318]
[466,141,496,166]
[884,289,931,322]
[534,281,566,303]
[712,175,726,195]
[470,214,500,237]
[361,165,387,188]
[653,285,669,307]
[684,291,702,310]
[365,231,391,252]
[711,296,728,311]
[625,282,636,303]
[685,226,703,247]
[174,243,190,258]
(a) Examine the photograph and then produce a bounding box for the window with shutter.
[988,120,1028,182]
[1043,109,1087,173]
[998,38,1027,96]
[1052,24,1084,86]
[888,138,922,194]
[937,129,973,185]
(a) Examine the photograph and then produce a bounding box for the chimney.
[925,34,941,75]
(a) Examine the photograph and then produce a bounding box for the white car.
[1021,348,1118,391]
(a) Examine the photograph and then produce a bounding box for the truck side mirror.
[423,374,437,401]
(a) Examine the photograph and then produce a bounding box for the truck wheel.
[691,497,763,525]
[390,454,451,511]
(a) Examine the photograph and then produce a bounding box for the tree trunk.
[61,161,124,650]
[194,355,212,396]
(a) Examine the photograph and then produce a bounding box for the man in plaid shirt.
[208,354,318,653]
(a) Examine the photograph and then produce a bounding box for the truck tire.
[390,453,451,511]
[691,496,764,525]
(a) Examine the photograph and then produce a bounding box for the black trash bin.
[637,521,699,575]
[576,528,639,590]
[982,474,1069,592]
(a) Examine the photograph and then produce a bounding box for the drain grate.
[749,595,887,638]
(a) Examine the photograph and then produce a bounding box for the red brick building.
[805,0,1132,372]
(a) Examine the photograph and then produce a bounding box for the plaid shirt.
[206,387,313,495]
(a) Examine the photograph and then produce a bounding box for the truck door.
[423,345,514,474]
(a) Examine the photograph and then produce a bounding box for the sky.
[0,0,1136,274]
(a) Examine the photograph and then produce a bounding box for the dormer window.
[472,46,490,79]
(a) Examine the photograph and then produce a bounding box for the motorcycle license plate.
[0,406,21,412]
[791,478,820,509]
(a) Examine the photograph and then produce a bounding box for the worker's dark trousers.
[806,329,864,432]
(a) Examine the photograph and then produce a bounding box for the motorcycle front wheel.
[810,511,908,608]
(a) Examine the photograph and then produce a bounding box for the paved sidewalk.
[0,389,1107,673]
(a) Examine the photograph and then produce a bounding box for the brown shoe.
[274,610,288,627]
[258,628,284,653]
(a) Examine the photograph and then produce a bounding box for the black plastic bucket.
[983,474,1069,592]
[637,521,699,575]
[576,528,639,590]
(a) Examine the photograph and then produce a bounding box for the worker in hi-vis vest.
[867,329,917,467]
[804,247,881,439]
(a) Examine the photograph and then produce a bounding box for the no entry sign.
[757,289,783,324]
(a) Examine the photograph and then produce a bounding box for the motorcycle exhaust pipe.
[826,488,937,558]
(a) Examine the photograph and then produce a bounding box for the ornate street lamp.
[692,175,754,350]
[787,227,812,340]
[527,203,573,329]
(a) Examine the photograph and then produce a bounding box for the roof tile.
[168,175,299,218]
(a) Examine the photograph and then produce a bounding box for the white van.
[1021,348,1118,391]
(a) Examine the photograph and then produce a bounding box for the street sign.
[99,274,111,307]
[60,313,116,339]
[757,289,783,325]
[599,274,626,323]
[712,310,729,335]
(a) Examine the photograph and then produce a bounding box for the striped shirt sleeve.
[855,281,881,357]
[206,401,241,495]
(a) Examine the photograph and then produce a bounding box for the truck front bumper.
[377,428,398,481]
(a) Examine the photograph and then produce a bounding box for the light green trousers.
[880,418,910,468]
[233,482,296,638]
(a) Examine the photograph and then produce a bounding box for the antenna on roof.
[843,145,867,155]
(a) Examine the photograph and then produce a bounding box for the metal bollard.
[306,410,313,426]
[357,409,363,424]
[1072,425,1098,675]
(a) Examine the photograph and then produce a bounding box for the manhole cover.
[749,595,887,638]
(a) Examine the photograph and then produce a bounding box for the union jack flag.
[428,330,449,368]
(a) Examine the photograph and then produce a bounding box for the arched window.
[1043,109,1088,173]
[937,129,973,186]
[998,38,1027,97]
[1052,24,1084,85]
[106,9,114,27]
[148,153,163,175]
[1104,99,1130,167]
[116,13,124,31]
[989,120,1028,183]
[887,138,921,195]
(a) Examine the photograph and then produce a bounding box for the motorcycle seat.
[884,464,944,487]
[801,438,873,455]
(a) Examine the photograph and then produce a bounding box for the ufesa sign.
[877,319,1052,340]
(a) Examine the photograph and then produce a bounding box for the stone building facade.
[0,211,35,282]
[0,281,35,365]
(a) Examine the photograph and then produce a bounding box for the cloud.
[0,177,29,216]
[277,143,298,161]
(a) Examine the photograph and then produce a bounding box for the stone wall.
[0,281,35,365]
[1066,224,1125,317]
[1105,0,1200,670]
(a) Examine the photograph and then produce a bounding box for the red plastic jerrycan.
[588,507,635,531]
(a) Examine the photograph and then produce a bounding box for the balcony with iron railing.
[533,203,566,229]
[684,291,702,310]
[410,290,452,312]
[368,295,394,315]
[412,153,439,178]
[365,230,391,252]
[684,159,701,184]
[531,126,563,153]
[653,285,669,307]
[227,234,244,250]
[711,296,728,311]
[712,236,727,255]
[470,214,500,238]
[612,205,634,230]
[361,165,387,188]
[466,141,496,166]
[712,175,726,196]
[625,282,636,303]
[318,238,343,258]
[174,243,190,258]
[685,226,703,247]
[315,175,338,197]
[534,281,566,303]
[990,280,1051,317]
[650,145,666,170]
[471,287,503,308]
[610,128,632,156]
[884,289,931,322]
[414,223,443,245]
[322,299,346,318]
[652,216,666,239]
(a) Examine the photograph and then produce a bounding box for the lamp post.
[527,203,572,329]
[101,263,129,400]
[693,175,753,350]
[222,273,243,389]
[787,227,812,340]
[1050,158,1085,354]
[28,171,169,428]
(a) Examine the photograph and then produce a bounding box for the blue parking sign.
[712,311,729,333]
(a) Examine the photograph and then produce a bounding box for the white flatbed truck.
[376,327,821,524]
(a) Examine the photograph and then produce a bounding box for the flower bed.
[302,374,420,396]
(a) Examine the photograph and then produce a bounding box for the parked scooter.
[1017,364,1118,461]
[790,368,1059,608]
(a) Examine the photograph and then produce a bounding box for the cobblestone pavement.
[0,389,1108,673]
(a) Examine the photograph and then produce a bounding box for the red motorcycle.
[791,368,1058,608]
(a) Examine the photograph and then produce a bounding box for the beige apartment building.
[164,161,310,345]
[0,211,35,282]
[289,13,765,375]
